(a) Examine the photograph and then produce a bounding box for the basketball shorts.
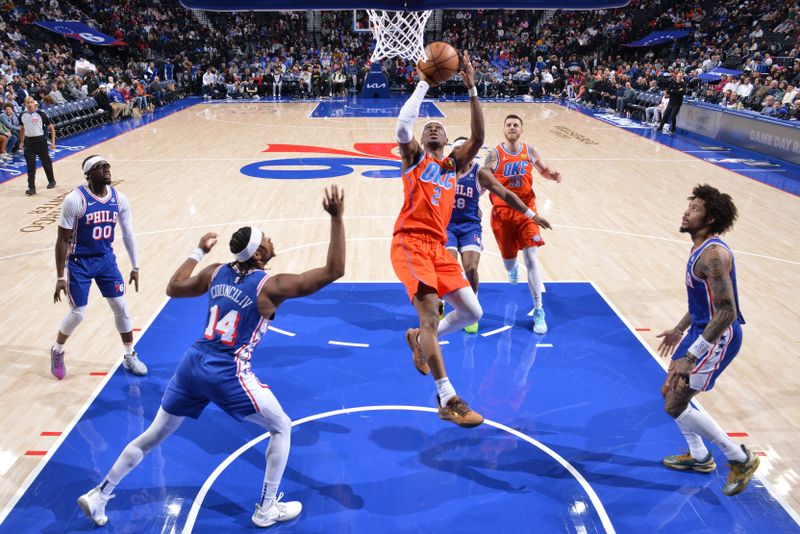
[490,205,544,259]
[673,322,742,391]
[162,345,273,421]
[390,231,470,302]
[67,253,125,308]
[446,222,483,254]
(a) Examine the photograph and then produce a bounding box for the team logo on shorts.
[533,235,541,242]
[115,281,125,293]
[474,234,481,244]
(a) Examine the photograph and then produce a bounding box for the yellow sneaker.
[438,300,445,320]
[662,451,717,473]
[722,446,760,496]
[464,322,479,334]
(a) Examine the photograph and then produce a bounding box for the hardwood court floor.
[0,99,798,519]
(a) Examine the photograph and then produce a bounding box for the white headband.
[423,120,448,140]
[83,156,108,174]
[453,138,467,148]
[235,227,263,262]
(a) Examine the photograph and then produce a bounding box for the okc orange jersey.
[393,151,458,243]
[490,143,536,208]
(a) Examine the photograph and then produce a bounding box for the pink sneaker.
[50,347,66,380]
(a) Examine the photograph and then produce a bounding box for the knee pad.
[59,306,86,336]
[107,297,133,333]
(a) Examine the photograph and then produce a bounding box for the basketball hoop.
[366,10,432,63]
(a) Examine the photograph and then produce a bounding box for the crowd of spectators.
[0,0,798,156]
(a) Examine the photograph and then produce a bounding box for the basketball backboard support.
[180,0,630,11]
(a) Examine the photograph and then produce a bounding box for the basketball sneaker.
[50,346,66,380]
[77,487,113,526]
[438,300,445,320]
[722,445,760,496]
[662,451,717,473]
[464,322,479,334]
[507,265,519,285]
[437,395,484,428]
[405,328,429,375]
[532,308,548,334]
[252,493,302,528]
[122,351,148,376]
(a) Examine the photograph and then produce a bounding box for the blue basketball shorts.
[672,322,742,391]
[67,254,125,308]
[445,222,483,254]
[162,345,273,421]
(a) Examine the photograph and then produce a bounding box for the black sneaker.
[47,181,56,189]
[25,189,36,196]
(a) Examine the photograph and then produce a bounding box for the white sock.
[522,247,543,308]
[676,418,709,460]
[123,343,135,355]
[99,478,116,496]
[260,479,280,507]
[676,406,747,462]
[435,377,456,407]
[502,258,517,272]
[53,342,65,352]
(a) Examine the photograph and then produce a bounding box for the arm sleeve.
[117,192,139,269]
[396,80,429,143]
[57,191,84,229]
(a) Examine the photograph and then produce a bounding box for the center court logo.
[240,143,402,180]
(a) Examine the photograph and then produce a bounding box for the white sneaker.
[77,487,113,526]
[122,351,148,376]
[252,493,302,528]
[533,308,548,334]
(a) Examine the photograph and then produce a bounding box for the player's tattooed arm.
[695,245,737,343]
[482,149,497,171]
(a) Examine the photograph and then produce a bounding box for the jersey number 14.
[204,305,240,346]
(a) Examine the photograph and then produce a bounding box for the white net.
[366,10,432,63]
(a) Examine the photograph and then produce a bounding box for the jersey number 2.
[204,305,240,345]
[431,187,441,206]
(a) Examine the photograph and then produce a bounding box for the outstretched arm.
[453,52,485,170]
[261,186,345,314]
[531,146,562,183]
[166,233,220,298]
[397,70,434,167]
[477,168,551,229]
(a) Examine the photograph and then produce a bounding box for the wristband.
[188,247,205,262]
[687,335,712,359]
[417,80,430,93]
[524,208,536,220]
[467,86,478,98]
[57,276,66,281]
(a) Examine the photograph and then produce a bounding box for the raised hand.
[460,51,475,89]
[198,232,218,253]
[323,185,345,218]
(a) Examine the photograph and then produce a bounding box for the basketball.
[417,41,459,84]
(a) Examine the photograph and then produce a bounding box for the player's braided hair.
[689,184,738,235]
[229,226,260,283]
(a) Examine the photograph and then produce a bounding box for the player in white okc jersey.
[78,186,345,529]
[655,184,759,496]
[51,155,147,379]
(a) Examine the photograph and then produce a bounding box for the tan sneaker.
[438,395,484,428]
[406,328,429,375]
[722,445,760,496]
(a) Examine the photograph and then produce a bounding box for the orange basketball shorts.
[490,205,544,259]
[390,231,470,302]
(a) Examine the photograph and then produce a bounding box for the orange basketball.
[417,42,459,84]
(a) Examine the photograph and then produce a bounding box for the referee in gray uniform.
[19,96,57,196]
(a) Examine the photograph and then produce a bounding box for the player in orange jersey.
[390,51,485,428]
[484,114,563,334]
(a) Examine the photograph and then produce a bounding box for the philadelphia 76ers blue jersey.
[70,185,120,257]
[448,161,482,226]
[686,237,745,328]
[194,264,271,360]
